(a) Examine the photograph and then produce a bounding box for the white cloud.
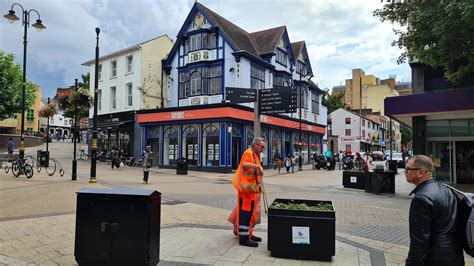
[0,0,410,96]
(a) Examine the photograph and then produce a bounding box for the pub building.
[137,2,327,172]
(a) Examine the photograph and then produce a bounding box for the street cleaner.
[228,137,267,247]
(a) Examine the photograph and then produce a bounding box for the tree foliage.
[374,1,474,85]
[0,51,37,120]
[401,124,412,147]
[59,73,92,120]
[322,89,345,114]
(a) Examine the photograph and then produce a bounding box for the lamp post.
[46,97,50,152]
[4,3,46,160]
[72,79,78,181]
[298,72,303,171]
[89,27,100,183]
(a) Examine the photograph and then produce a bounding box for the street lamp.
[4,3,46,160]
[90,27,100,183]
[72,79,78,181]
[46,97,50,152]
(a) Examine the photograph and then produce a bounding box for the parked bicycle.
[5,157,34,179]
[25,155,65,176]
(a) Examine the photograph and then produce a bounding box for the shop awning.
[83,120,133,130]
[385,89,474,127]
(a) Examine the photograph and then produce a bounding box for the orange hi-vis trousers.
[228,192,261,239]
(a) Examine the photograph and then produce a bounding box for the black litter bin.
[75,188,161,266]
[37,150,49,167]
[176,158,188,175]
[370,171,395,194]
[388,160,398,174]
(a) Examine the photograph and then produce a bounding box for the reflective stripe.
[232,175,257,191]
[238,231,250,236]
[239,168,255,177]
[239,225,249,230]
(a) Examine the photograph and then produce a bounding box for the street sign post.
[225,87,256,104]
[259,87,297,114]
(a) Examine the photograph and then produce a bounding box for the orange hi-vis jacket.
[232,148,262,194]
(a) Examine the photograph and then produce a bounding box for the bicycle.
[7,157,34,179]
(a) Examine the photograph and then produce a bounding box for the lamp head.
[4,10,19,23]
[32,19,46,32]
[95,27,100,35]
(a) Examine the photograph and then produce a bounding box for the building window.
[273,72,291,87]
[179,65,222,98]
[190,71,201,96]
[311,92,319,114]
[345,118,351,124]
[190,34,202,52]
[302,88,308,109]
[362,130,365,137]
[110,86,116,109]
[202,33,217,49]
[276,49,288,66]
[296,61,306,76]
[98,64,102,80]
[126,55,133,73]
[26,109,34,121]
[251,65,265,90]
[362,119,365,127]
[203,124,219,166]
[98,90,102,110]
[346,144,351,151]
[126,83,133,106]
[111,60,117,77]
[345,129,351,136]
[368,121,371,128]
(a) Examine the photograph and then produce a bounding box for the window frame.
[251,64,265,90]
[98,64,102,80]
[345,118,351,124]
[126,55,133,73]
[345,129,351,136]
[110,86,117,109]
[111,60,117,78]
[126,83,133,107]
[275,48,288,66]
[98,90,102,110]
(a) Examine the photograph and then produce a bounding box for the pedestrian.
[354,152,365,171]
[405,155,464,265]
[111,147,121,169]
[283,153,292,173]
[142,146,152,184]
[227,137,265,247]
[7,137,14,154]
[273,149,281,172]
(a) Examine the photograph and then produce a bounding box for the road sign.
[225,87,256,104]
[259,87,297,114]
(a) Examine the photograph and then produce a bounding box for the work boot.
[250,235,262,242]
[239,238,258,247]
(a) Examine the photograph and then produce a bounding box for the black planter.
[268,198,336,260]
[342,171,367,190]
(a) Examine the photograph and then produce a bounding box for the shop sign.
[171,112,185,119]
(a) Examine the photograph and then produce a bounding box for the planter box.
[342,171,367,190]
[268,198,336,260]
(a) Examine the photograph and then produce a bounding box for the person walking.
[111,147,121,169]
[228,137,265,247]
[7,137,14,154]
[405,155,464,265]
[283,154,292,173]
[273,149,281,172]
[142,146,152,184]
[291,154,296,173]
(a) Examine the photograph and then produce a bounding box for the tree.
[0,51,37,120]
[78,72,90,90]
[374,1,474,85]
[322,89,345,114]
[400,124,412,147]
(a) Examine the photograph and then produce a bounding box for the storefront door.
[454,141,474,184]
[428,141,454,183]
[147,138,160,167]
[231,137,242,170]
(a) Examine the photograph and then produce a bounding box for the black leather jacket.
[406,179,464,265]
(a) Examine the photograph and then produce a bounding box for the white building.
[39,98,72,138]
[136,2,327,172]
[82,35,173,156]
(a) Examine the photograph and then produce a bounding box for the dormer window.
[296,61,306,76]
[276,49,288,66]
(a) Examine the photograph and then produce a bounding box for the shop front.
[137,104,326,173]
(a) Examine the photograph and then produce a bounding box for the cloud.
[0,0,410,97]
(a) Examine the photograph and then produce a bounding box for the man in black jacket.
[406,155,464,265]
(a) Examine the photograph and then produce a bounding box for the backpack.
[444,184,474,257]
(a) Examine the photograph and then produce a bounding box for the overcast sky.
[0,0,410,98]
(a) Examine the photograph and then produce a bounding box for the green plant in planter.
[38,103,57,118]
[271,201,333,211]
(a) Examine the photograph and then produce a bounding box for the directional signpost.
[259,87,297,114]
[225,87,256,104]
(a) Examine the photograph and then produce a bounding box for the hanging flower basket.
[39,103,57,118]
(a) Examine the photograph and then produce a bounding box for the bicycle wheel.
[45,158,56,176]
[11,162,20,177]
[25,156,35,169]
[25,164,33,179]
[5,164,9,174]
[37,163,42,173]
[59,168,65,176]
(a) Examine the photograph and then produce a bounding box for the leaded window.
[251,65,265,90]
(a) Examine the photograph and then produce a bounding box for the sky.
[0,0,411,98]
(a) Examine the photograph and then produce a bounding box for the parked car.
[388,152,406,168]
